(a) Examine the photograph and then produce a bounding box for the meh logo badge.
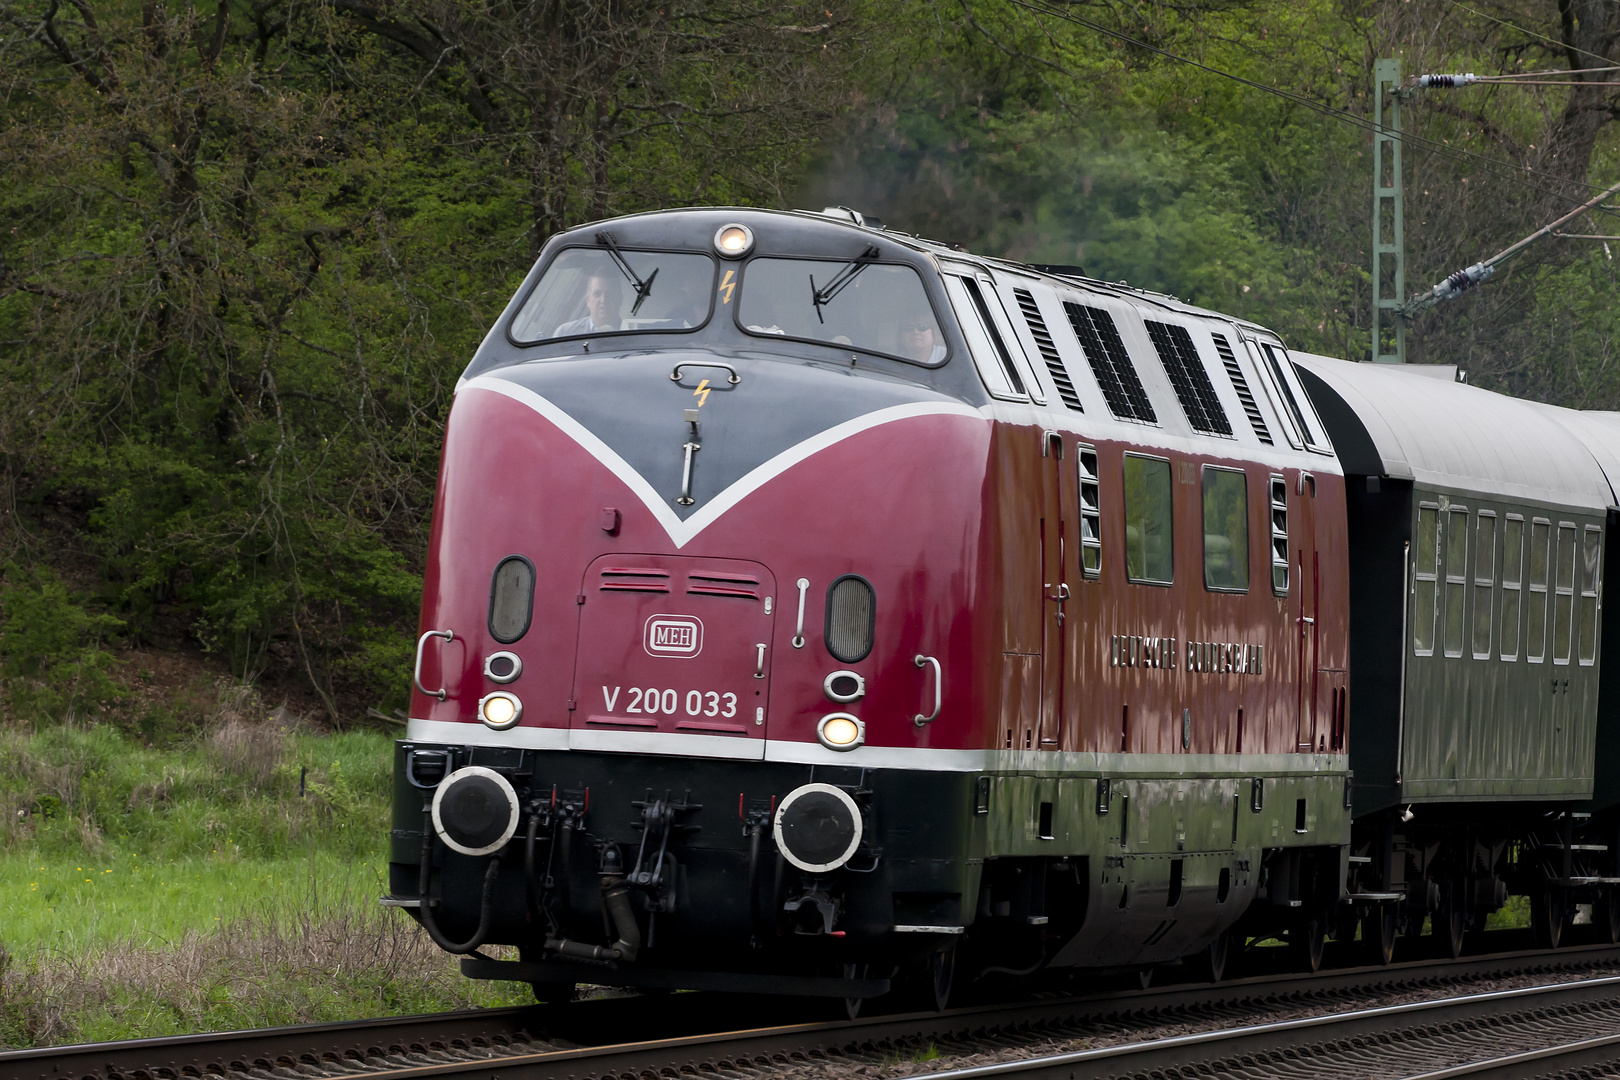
[644,614,703,658]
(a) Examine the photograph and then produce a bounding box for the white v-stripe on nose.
[463,375,984,549]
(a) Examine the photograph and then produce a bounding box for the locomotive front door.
[570,553,776,760]
[1295,472,1321,751]
[1039,430,1067,750]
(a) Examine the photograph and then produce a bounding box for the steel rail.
[920,975,1620,1078]
[11,938,1620,1080]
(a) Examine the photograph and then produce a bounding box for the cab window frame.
[1201,464,1250,594]
[506,243,720,347]
[1122,452,1175,587]
[733,253,953,368]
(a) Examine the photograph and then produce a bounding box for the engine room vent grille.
[1014,288,1082,411]
[825,575,875,663]
[1144,321,1232,436]
[1062,302,1156,423]
[686,571,762,601]
[1212,333,1272,445]
[598,567,671,593]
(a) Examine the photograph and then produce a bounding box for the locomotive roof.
[1292,353,1615,511]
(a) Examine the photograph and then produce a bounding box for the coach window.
[1443,507,1468,658]
[1499,515,1524,660]
[1554,523,1577,665]
[1123,454,1173,585]
[1472,510,1496,659]
[1413,504,1440,655]
[1202,467,1248,592]
[1527,518,1551,663]
[1580,526,1601,665]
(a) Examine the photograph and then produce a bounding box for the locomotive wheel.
[1532,889,1568,949]
[1362,904,1398,966]
[1291,916,1326,973]
[1599,889,1620,945]
[1435,886,1467,959]
[927,946,957,1012]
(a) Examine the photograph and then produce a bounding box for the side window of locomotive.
[1443,507,1468,658]
[1077,444,1102,578]
[1580,525,1601,665]
[1413,504,1440,656]
[509,248,717,343]
[1202,466,1248,592]
[1270,474,1289,594]
[737,257,946,365]
[1258,342,1332,453]
[943,274,1025,398]
[1123,454,1173,585]
[489,555,536,644]
[1472,510,1496,659]
[1500,515,1524,661]
[1528,518,1551,663]
[1554,523,1577,664]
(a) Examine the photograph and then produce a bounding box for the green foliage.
[0,568,125,721]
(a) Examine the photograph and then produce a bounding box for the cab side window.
[1202,467,1248,592]
[1123,454,1173,584]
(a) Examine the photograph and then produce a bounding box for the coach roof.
[1293,353,1615,512]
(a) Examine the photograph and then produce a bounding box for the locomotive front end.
[387,208,995,1001]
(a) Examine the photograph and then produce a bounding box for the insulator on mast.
[1432,262,1494,300]
[1414,73,1480,88]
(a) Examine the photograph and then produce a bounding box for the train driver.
[899,316,946,363]
[554,273,622,336]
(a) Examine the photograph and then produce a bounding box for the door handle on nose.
[754,643,767,678]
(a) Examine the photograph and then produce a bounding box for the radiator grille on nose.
[599,567,671,593]
[825,575,875,663]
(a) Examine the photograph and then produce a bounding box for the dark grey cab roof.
[1293,352,1615,512]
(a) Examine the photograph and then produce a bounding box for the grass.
[0,681,532,1049]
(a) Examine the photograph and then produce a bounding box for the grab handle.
[914,654,942,726]
[671,361,740,385]
[792,578,809,648]
[414,629,454,701]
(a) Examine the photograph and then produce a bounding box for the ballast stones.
[773,783,864,873]
[432,766,520,856]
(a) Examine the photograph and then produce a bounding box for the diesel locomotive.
[386,205,1620,1008]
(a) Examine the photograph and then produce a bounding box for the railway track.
[12,937,1620,1080]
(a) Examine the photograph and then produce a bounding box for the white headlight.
[714,223,755,258]
[817,712,864,750]
[478,691,522,730]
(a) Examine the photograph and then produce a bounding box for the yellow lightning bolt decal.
[719,269,736,305]
[693,379,711,407]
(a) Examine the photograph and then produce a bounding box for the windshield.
[737,257,946,364]
[510,247,716,343]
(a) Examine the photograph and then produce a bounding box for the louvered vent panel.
[1144,321,1233,436]
[599,568,671,593]
[1014,288,1082,411]
[687,571,761,600]
[1212,333,1272,445]
[1061,302,1156,423]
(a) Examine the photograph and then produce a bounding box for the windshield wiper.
[809,244,880,324]
[597,231,658,316]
